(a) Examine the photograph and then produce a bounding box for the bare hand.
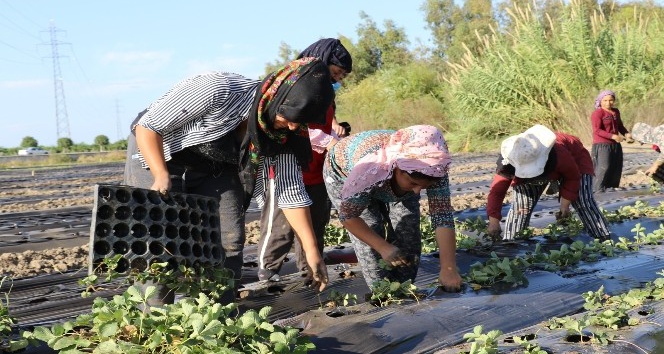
[438,267,462,292]
[380,246,411,267]
[612,134,624,143]
[646,165,658,177]
[625,133,635,144]
[555,209,572,224]
[305,254,328,292]
[332,123,346,137]
[150,174,172,196]
[487,219,502,241]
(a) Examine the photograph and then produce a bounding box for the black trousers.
[124,137,245,304]
[592,143,623,192]
[257,182,330,274]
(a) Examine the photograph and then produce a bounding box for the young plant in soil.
[546,271,664,352]
[40,256,313,352]
[368,278,422,307]
[0,277,28,352]
[461,325,501,354]
[367,261,424,307]
[512,334,549,354]
[323,224,350,246]
[24,287,314,353]
[323,290,357,308]
[81,256,234,303]
[465,252,529,290]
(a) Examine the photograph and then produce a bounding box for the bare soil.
[0,154,653,279]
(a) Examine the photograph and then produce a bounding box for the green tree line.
[9,0,659,156]
[269,0,664,151]
[0,135,127,156]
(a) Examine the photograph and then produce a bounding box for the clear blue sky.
[0,0,433,148]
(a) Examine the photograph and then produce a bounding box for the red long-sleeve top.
[302,104,334,185]
[486,133,594,220]
[591,107,628,144]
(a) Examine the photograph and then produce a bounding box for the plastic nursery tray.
[88,184,223,274]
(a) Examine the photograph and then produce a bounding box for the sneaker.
[258,269,281,282]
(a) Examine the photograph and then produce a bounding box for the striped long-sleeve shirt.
[254,154,312,209]
[135,72,259,165]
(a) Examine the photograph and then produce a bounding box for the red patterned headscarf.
[244,57,334,167]
[239,58,334,209]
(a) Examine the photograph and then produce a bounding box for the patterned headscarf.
[297,38,353,74]
[341,125,451,199]
[239,58,334,209]
[595,90,616,109]
[244,57,333,164]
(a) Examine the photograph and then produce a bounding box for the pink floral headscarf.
[341,125,451,199]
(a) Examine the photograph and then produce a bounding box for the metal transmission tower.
[47,21,71,140]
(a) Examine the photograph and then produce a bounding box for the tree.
[263,42,298,78]
[110,139,128,150]
[20,136,38,148]
[423,0,495,63]
[347,12,412,83]
[94,135,110,151]
[422,0,459,61]
[57,137,74,153]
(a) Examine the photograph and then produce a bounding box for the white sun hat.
[500,124,557,178]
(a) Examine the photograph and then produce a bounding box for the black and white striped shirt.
[254,154,312,209]
[137,71,310,208]
[136,72,258,163]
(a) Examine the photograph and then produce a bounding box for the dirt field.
[0,149,655,279]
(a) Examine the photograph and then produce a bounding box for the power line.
[0,0,43,62]
[1,0,43,29]
[0,12,41,40]
[0,37,40,60]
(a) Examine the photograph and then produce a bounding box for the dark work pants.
[123,133,153,188]
[257,182,330,274]
[592,143,623,192]
[167,164,245,301]
[123,137,245,304]
[323,164,422,288]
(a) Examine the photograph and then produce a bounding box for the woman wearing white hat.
[486,124,611,240]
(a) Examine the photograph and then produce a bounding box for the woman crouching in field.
[323,125,462,292]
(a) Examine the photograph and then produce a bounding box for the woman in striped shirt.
[132,58,334,298]
[323,125,462,292]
